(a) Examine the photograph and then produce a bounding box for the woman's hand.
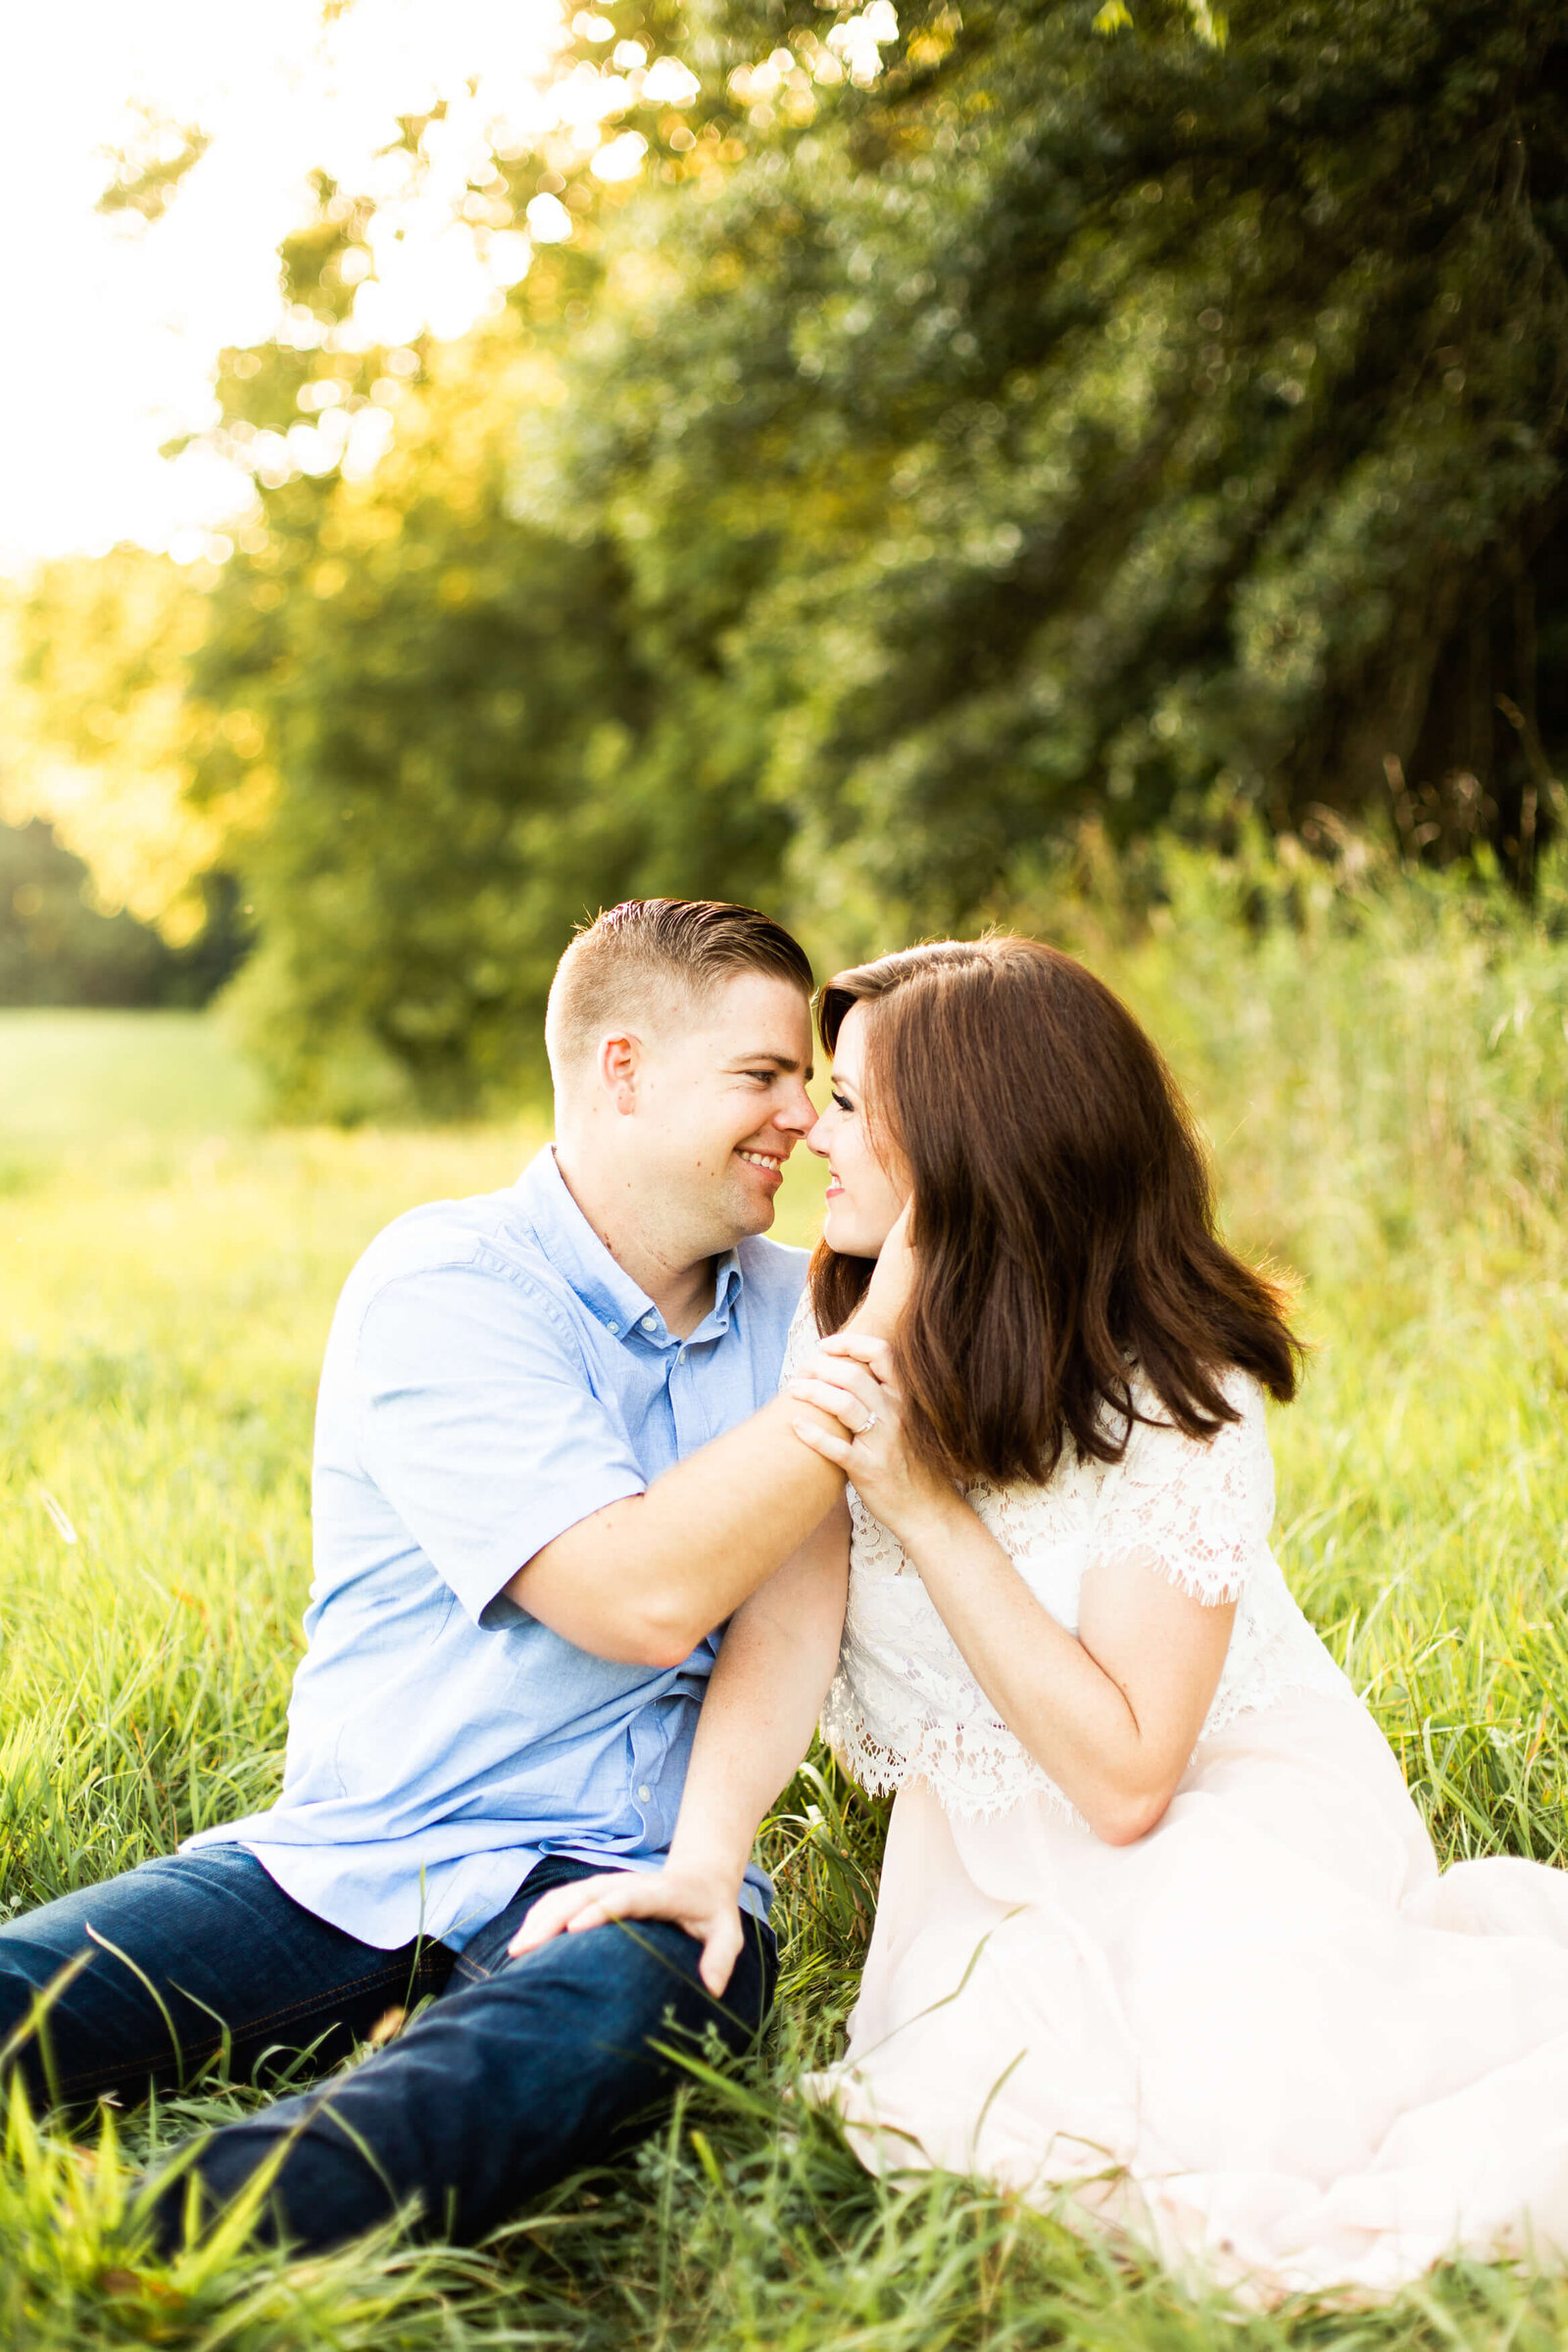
[789,1331,953,1542]
[858,1200,917,1336]
[508,1859,745,1995]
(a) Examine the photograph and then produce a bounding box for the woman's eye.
[831,1090,854,1114]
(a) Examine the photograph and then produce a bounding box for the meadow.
[1,855,1567,2350]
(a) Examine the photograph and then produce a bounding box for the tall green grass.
[0,853,1565,2347]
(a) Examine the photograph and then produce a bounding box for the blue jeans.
[0,1844,776,2248]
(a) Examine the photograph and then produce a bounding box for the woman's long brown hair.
[810,937,1302,1487]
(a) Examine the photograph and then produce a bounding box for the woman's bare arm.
[791,1334,1232,1845]
[881,1485,1230,1843]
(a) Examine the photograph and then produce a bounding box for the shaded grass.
[0,853,1566,2345]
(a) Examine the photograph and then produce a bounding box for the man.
[0,899,858,2250]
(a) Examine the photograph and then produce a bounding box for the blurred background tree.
[0,816,185,1006]
[12,0,1568,1110]
[10,548,250,992]
[545,0,1568,930]
[187,299,793,1117]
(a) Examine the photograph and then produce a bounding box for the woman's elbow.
[1088,1783,1176,1848]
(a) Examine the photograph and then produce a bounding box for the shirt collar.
[513,1148,744,1345]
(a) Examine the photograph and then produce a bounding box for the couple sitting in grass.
[7,895,1568,2299]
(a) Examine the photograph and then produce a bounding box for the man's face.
[626,972,816,1253]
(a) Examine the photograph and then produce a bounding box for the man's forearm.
[507,1387,853,1664]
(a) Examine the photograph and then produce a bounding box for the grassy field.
[1,860,1566,2349]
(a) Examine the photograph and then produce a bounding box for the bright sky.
[0,0,577,573]
[0,1,900,576]
[0,0,897,917]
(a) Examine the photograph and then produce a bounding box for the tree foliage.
[11,547,250,964]
[0,816,216,1007]
[542,0,1568,933]
[17,0,1568,1106]
[187,305,796,1114]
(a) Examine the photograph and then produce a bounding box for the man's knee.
[132,1908,778,2261]
[505,1908,775,2069]
[624,1911,775,2043]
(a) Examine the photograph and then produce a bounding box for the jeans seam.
[50,1953,438,2096]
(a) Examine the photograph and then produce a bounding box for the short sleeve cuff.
[461,1467,649,1631]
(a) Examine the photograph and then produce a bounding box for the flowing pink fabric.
[808,1695,1568,2298]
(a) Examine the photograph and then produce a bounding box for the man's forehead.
[690,969,813,1064]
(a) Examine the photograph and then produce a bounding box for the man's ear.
[596,1028,642,1116]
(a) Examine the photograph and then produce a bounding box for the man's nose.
[773,1081,817,1136]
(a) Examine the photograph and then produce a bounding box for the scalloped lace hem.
[824,1666,1358,1829]
[1142,1556,1247,1609]
[823,1715,1087,1829]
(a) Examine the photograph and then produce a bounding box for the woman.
[515,938,1568,2299]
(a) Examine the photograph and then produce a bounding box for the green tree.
[533,0,1568,938]
[191,302,794,1115]
[0,815,192,1006]
[9,548,247,989]
[23,0,1567,1108]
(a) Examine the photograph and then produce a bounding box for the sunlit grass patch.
[0,1010,267,1157]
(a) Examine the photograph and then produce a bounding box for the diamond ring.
[858,1411,879,1436]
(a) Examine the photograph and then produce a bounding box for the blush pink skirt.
[806,1693,1568,2299]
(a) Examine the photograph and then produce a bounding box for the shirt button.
[642,1312,657,1331]
[607,1321,619,1336]
[637,1784,652,1802]
[676,1348,686,1363]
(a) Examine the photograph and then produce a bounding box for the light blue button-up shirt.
[187,1148,806,1950]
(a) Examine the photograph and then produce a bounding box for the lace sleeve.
[1090,1373,1276,1606]
[778,1288,821,1389]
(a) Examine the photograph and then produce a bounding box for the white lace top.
[784,1300,1353,1825]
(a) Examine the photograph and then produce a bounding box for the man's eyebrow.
[725,1048,813,1077]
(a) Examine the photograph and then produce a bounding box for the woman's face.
[807,1000,908,1256]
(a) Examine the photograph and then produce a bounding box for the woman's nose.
[805,1111,831,1157]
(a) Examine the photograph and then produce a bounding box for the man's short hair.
[546,898,813,1082]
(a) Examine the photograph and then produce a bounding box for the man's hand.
[508,1861,745,1995]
